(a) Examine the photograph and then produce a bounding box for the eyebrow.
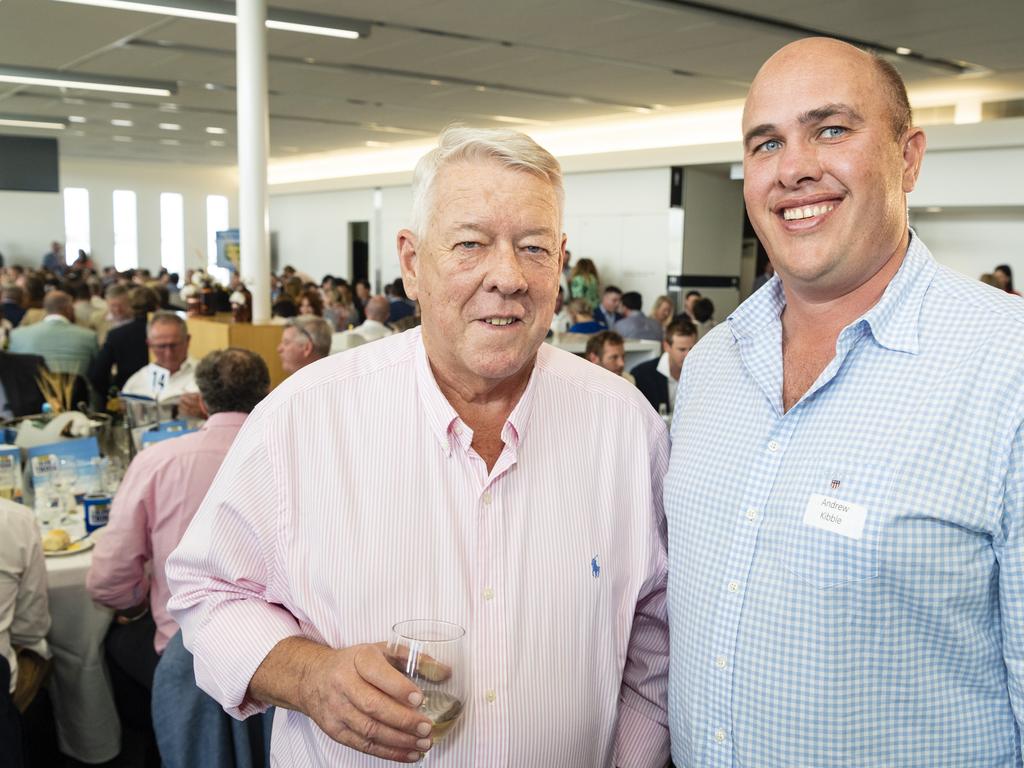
[743,103,865,147]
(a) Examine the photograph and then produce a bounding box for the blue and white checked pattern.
[665,233,1024,768]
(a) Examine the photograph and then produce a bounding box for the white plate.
[43,536,95,557]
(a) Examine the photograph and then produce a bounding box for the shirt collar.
[201,412,247,430]
[43,314,70,324]
[728,230,936,356]
[413,328,538,457]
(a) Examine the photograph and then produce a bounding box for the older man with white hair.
[167,126,670,767]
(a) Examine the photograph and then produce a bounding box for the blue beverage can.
[84,494,112,534]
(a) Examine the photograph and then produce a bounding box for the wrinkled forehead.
[432,160,562,229]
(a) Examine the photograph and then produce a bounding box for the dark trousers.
[0,657,23,768]
[105,612,161,767]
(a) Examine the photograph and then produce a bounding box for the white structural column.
[236,0,271,322]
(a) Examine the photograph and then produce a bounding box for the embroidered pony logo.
[830,479,841,490]
[591,555,601,579]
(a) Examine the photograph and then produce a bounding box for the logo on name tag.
[803,493,867,540]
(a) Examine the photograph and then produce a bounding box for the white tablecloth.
[45,522,122,763]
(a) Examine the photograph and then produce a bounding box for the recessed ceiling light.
[205,126,226,134]
[303,57,316,64]
[160,138,180,146]
[159,103,179,112]
[159,122,181,130]
[474,86,487,92]
[111,118,133,127]
[111,101,133,109]
[209,139,226,147]
[204,83,217,91]
[62,97,86,105]
[68,115,87,123]
[70,129,86,137]
[925,206,943,213]
[429,80,443,86]
[112,135,133,142]
[896,47,912,56]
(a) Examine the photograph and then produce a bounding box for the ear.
[586,352,598,364]
[901,127,927,193]
[397,229,421,301]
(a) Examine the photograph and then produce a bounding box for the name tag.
[803,494,867,540]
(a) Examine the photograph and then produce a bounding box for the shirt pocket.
[781,462,893,590]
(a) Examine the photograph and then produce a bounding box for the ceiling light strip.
[0,65,175,96]
[0,116,68,130]
[50,0,370,39]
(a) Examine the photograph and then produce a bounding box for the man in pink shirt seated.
[166,126,670,767]
[87,348,270,696]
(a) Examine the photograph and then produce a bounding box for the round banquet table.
[44,519,122,763]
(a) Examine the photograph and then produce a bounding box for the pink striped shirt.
[166,328,670,767]
[87,412,247,653]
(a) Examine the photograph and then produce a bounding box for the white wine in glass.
[387,619,466,762]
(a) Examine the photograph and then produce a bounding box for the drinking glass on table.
[387,620,466,764]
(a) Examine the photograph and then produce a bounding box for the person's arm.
[166,411,432,762]
[11,515,50,653]
[997,419,1024,731]
[88,337,114,402]
[613,418,671,768]
[86,456,153,609]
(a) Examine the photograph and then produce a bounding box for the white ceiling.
[0,0,1022,165]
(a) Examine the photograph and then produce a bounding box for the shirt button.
[745,508,758,522]
[715,655,727,670]
[453,424,463,436]
[714,728,727,744]
[485,689,497,703]
[482,491,493,505]
[768,440,780,453]
[482,587,494,600]
[727,580,740,593]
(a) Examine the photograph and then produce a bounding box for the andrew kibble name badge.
[803,493,867,540]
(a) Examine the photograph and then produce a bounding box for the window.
[206,194,230,284]
[63,188,90,265]
[160,192,185,281]
[112,190,138,271]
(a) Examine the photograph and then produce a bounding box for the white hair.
[409,124,564,237]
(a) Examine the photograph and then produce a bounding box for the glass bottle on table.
[387,620,466,764]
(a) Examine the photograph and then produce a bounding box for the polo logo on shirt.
[591,555,601,578]
[830,479,841,490]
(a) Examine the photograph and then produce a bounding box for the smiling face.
[742,38,925,302]
[398,159,565,396]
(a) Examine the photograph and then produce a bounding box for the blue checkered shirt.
[665,233,1024,767]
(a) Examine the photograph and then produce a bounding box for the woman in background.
[569,258,600,312]
[650,295,674,332]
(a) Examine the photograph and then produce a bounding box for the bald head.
[43,290,74,320]
[747,38,911,140]
[365,295,391,323]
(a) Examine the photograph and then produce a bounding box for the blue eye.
[820,126,846,139]
[457,241,480,249]
[755,139,781,154]
[522,245,546,255]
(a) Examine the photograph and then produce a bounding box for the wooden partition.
[185,314,287,389]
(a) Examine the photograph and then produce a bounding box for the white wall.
[0,190,63,265]
[910,210,1024,282]
[0,157,237,274]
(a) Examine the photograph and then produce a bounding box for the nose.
[486,239,528,295]
[776,140,822,188]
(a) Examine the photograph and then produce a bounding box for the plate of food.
[42,528,95,557]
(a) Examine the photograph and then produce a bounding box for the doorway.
[349,221,368,284]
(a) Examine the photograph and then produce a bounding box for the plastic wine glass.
[387,620,466,765]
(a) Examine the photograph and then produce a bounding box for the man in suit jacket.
[631,318,698,414]
[0,351,47,419]
[89,287,159,402]
[592,285,624,329]
[8,291,98,378]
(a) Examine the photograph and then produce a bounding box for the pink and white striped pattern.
[166,328,670,767]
